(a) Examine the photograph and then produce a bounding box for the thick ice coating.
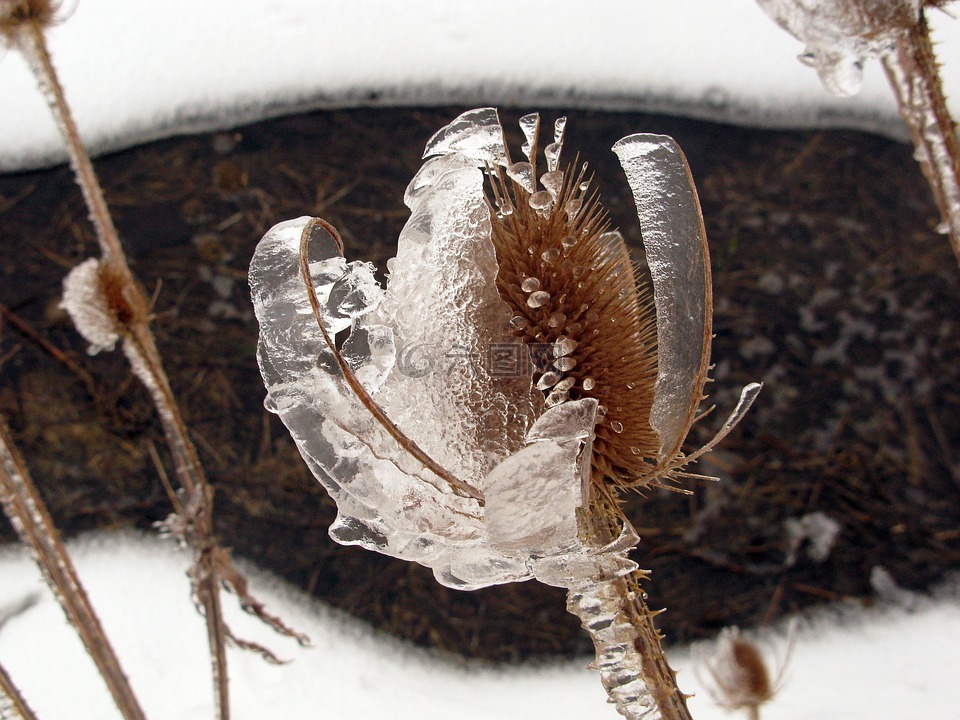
[250,109,610,591]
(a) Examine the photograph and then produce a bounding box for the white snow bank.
[1,0,958,172]
[1,531,958,719]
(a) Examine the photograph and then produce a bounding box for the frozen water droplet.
[507,161,536,194]
[597,404,607,420]
[936,221,950,235]
[541,248,561,265]
[508,315,528,331]
[527,290,551,308]
[528,191,553,214]
[500,201,514,217]
[561,235,578,251]
[579,179,590,192]
[582,376,596,391]
[610,420,624,433]
[521,277,542,293]
[630,447,642,456]
[566,322,582,335]
[547,311,567,328]
[553,356,577,371]
[554,336,578,356]
[565,198,582,221]
[541,170,564,202]
[544,143,562,173]
[537,371,561,390]
[554,376,576,393]
[545,386,570,407]
[519,113,539,162]
[386,257,396,275]
[554,116,567,145]
[572,265,587,279]
[586,311,599,323]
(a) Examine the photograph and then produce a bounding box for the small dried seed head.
[0,0,59,40]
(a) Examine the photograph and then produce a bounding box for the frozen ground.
[1,0,959,171]
[0,532,958,720]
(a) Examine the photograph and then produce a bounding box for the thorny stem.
[0,418,147,720]
[10,16,233,719]
[0,658,40,720]
[881,11,960,266]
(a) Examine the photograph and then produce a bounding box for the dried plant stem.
[10,18,233,719]
[0,658,39,720]
[0,418,146,720]
[882,12,960,265]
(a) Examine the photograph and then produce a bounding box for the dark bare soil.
[1,107,959,662]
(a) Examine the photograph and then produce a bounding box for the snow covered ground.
[1,532,958,720]
[3,1,960,718]
[1,0,959,171]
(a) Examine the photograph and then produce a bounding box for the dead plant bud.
[0,0,62,45]
[697,626,794,719]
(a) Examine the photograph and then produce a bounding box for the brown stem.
[881,13,960,265]
[11,18,233,718]
[0,417,147,720]
[0,658,40,720]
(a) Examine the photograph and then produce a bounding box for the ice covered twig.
[756,0,960,265]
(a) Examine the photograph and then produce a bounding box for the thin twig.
[0,417,146,720]
[0,658,39,720]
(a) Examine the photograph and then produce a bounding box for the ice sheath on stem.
[250,108,758,720]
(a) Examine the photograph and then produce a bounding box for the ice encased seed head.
[61,258,121,354]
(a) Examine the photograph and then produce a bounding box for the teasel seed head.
[487,142,661,499]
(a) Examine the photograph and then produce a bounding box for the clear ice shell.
[613,135,711,464]
[421,107,508,167]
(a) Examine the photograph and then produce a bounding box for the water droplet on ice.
[541,248,560,265]
[528,191,553,214]
[507,162,536,194]
[547,311,567,328]
[554,336,578,356]
[527,290,551,308]
[553,356,577,371]
[537,371,561,390]
[582,376,596,391]
[521,277,542,293]
[610,420,624,433]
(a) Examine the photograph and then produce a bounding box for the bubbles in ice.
[527,290,551,308]
[521,276,542,293]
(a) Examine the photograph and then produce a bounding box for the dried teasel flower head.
[0,0,61,41]
[697,625,795,717]
[249,108,760,589]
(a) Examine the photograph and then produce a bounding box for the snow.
[1,531,958,720]
[2,0,959,172]
[4,1,960,718]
